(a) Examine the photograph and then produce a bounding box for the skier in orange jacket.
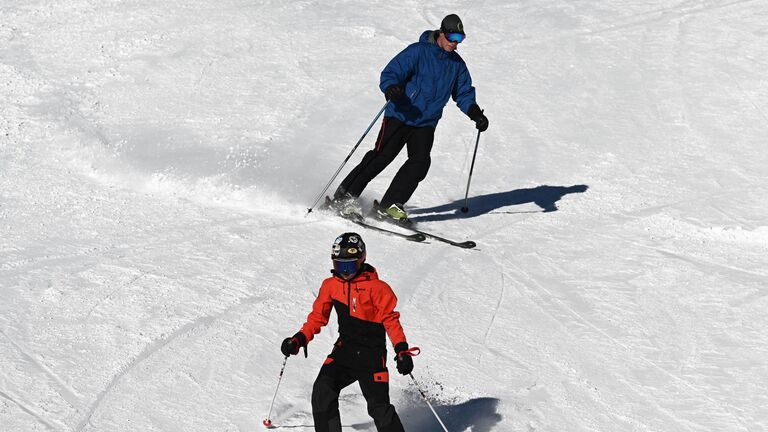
[280,233,414,432]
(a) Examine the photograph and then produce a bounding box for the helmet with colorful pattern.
[331,232,366,279]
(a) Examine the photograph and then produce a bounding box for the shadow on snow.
[409,184,589,222]
[269,396,502,431]
[348,396,502,431]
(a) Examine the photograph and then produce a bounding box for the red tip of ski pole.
[262,419,273,428]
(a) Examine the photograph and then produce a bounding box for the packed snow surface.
[2,1,767,431]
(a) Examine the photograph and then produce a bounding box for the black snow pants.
[311,341,404,432]
[336,117,435,208]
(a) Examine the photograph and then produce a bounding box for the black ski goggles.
[445,32,465,43]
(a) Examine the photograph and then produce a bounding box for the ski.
[322,197,426,242]
[372,200,477,249]
[351,216,427,242]
[402,226,476,249]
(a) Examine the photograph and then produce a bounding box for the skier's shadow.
[409,184,589,222]
[349,396,502,431]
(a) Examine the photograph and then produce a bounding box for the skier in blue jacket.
[331,14,489,222]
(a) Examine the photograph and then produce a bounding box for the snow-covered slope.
[2,1,767,431]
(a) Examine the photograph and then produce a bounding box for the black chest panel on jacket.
[332,300,386,349]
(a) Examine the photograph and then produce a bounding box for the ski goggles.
[333,258,360,277]
[445,32,465,43]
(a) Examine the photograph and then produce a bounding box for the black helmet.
[440,14,465,35]
[331,233,366,279]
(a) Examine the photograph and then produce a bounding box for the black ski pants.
[337,117,435,208]
[311,341,404,432]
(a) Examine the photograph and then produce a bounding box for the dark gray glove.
[385,85,404,101]
[394,342,414,375]
[280,332,307,357]
[468,104,489,132]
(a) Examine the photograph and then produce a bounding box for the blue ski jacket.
[380,30,478,128]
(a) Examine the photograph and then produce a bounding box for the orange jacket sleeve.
[298,280,333,344]
[374,281,407,347]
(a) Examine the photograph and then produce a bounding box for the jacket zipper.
[347,280,354,313]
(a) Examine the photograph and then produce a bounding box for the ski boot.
[374,201,411,226]
[328,193,363,219]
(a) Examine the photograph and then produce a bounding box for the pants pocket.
[373,371,389,383]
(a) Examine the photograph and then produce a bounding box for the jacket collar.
[420,29,456,59]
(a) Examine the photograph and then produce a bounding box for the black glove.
[280,332,307,357]
[468,104,489,132]
[385,85,403,101]
[394,342,414,375]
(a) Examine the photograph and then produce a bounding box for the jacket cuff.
[394,341,409,354]
[467,104,482,121]
[293,331,308,347]
[467,104,483,120]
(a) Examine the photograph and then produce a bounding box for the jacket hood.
[419,29,459,57]
[419,29,439,44]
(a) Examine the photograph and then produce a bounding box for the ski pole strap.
[397,346,421,358]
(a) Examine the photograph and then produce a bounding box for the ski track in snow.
[482,272,505,345]
[0,388,63,431]
[73,317,219,432]
[505,261,748,431]
[75,294,270,432]
[0,329,83,410]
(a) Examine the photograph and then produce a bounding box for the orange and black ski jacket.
[298,264,407,350]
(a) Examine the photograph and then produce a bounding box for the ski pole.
[306,100,391,216]
[460,128,483,214]
[262,356,289,428]
[409,373,450,432]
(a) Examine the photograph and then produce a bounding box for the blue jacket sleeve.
[380,44,419,94]
[452,61,477,115]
